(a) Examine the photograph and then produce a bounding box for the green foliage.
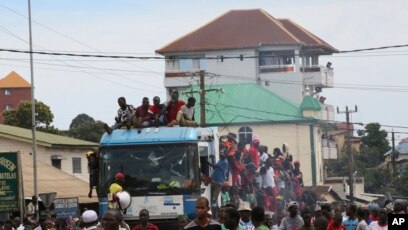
[2,100,59,134]
[68,113,104,142]
[363,168,392,194]
[391,168,408,196]
[3,110,18,126]
[356,123,390,168]
[325,153,349,177]
[352,123,408,197]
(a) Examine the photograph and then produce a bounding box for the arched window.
[238,126,253,144]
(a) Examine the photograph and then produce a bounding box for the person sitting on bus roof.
[175,97,198,127]
[148,96,167,127]
[166,90,186,126]
[103,97,136,134]
[134,97,152,128]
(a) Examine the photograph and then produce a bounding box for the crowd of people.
[103,90,198,134]
[2,197,407,230]
[206,132,304,216]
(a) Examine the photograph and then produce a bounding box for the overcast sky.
[1,0,407,141]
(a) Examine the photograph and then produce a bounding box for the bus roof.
[99,127,218,146]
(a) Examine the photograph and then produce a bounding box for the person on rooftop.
[135,97,152,127]
[104,97,136,134]
[166,90,186,126]
[176,97,198,127]
[149,96,167,127]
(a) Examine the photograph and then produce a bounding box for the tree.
[358,123,390,168]
[3,100,59,133]
[68,113,105,142]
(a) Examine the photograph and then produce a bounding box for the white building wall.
[260,72,303,105]
[0,136,90,182]
[219,123,323,186]
[204,49,257,83]
[163,48,307,105]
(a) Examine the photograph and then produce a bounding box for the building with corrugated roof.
[0,124,98,183]
[158,9,339,186]
[0,71,31,123]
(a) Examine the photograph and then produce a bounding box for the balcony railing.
[302,65,334,88]
[259,65,295,74]
[322,138,338,159]
[321,104,335,121]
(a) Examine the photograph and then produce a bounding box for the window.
[72,157,82,173]
[5,105,13,111]
[4,89,11,96]
[259,51,295,66]
[178,57,205,71]
[179,59,194,70]
[238,126,253,144]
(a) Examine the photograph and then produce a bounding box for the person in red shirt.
[328,213,345,230]
[149,96,167,127]
[132,209,158,230]
[166,90,186,126]
[248,134,261,169]
[135,97,152,127]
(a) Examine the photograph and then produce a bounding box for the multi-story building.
[0,71,31,123]
[156,9,338,186]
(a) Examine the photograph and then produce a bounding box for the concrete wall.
[218,123,324,186]
[0,136,90,182]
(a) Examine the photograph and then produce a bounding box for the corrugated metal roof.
[0,124,98,148]
[17,153,97,203]
[300,95,323,111]
[0,71,31,88]
[156,9,337,54]
[181,83,311,125]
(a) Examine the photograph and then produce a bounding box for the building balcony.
[259,64,295,74]
[321,104,335,121]
[322,138,338,159]
[302,65,333,88]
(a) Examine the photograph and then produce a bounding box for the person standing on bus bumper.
[208,152,228,207]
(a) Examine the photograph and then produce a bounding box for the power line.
[2,43,408,60]
[206,72,408,92]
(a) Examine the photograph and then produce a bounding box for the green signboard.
[0,152,19,212]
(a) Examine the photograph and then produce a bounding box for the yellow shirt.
[108,182,123,208]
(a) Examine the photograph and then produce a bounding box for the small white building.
[0,124,98,182]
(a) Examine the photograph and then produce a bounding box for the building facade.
[0,124,98,182]
[157,9,338,186]
[0,71,31,123]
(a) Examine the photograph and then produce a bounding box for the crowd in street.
[3,196,406,230]
[208,132,304,215]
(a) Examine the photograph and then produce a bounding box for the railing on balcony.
[322,138,338,159]
[259,64,295,74]
[321,104,335,121]
[302,65,334,88]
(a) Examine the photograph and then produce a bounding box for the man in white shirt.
[176,97,198,127]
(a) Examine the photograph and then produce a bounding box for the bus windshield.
[99,143,200,196]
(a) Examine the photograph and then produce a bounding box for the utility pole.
[391,131,396,175]
[199,71,206,127]
[28,0,39,221]
[182,71,223,127]
[337,105,358,203]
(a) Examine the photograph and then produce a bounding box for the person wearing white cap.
[279,201,303,230]
[81,210,99,230]
[237,201,254,230]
